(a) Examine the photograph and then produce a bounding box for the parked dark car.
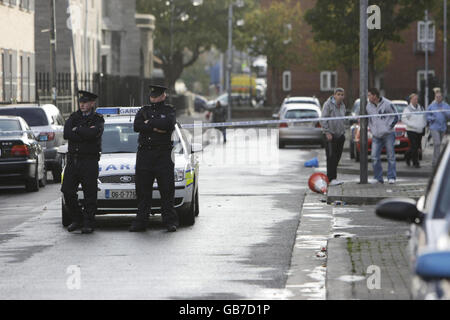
[0,105,65,181]
[376,142,450,299]
[0,116,47,192]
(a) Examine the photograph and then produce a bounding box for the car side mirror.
[376,198,424,224]
[192,143,203,153]
[415,251,450,280]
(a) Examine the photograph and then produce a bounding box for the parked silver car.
[376,142,450,299]
[0,105,65,182]
[278,104,324,149]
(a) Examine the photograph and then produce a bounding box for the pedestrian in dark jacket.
[320,88,346,185]
[212,101,227,143]
[62,91,105,234]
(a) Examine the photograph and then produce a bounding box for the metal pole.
[169,0,175,103]
[444,0,448,100]
[360,0,369,184]
[50,0,57,106]
[227,3,233,121]
[67,0,79,110]
[425,10,430,108]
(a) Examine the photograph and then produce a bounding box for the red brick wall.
[265,0,446,108]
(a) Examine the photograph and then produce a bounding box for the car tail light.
[39,132,56,141]
[279,123,288,128]
[11,145,30,157]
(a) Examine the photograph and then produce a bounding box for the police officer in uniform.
[62,91,105,234]
[130,85,179,232]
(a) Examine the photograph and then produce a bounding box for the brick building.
[265,0,447,107]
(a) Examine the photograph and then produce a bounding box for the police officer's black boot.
[81,213,95,234]
[129,214,148,232]
[67,221,83,232]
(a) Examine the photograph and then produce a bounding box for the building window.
[418,21,435,43]
[417,70,435,93]
[320,71,337,92]
[282,71,291,92]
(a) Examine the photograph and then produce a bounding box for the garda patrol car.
[59,107,201,227]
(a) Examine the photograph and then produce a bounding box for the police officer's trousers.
[61,155,99,226]
[135,148,179,227]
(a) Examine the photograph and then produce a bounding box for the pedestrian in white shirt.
[402,93,427,168]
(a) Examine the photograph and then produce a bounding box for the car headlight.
[175,168,185,182]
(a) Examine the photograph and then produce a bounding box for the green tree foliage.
[136,0,255,92]
[236,0,303,105]
[305,0,436,92]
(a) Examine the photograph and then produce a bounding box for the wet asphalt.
[0,130,324,299]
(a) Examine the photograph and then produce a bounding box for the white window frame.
[320,71,337,92]
[418,21,435,43]
[417,70,435,92]
[282,71,291,92]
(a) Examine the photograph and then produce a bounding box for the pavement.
[0,126,317,299]
[327,181,428,205]
[338,138,435,179]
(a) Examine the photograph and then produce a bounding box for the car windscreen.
[285,109,319,119]
[435,157,450,219]
[0,119,21,133]
[394,104,407,114]
[102,123,181,154]
[0,108,49,127]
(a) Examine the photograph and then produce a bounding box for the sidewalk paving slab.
[327,182,427,205]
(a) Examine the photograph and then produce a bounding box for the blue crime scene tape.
[2,108,447,134]
[179,109,450,130]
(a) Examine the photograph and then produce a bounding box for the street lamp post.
[226,0,244,122]
[425,10,430,108]
[359,0,369,184]
[444,0,448,99]
[50,0,57,106]
[227,3,233,121]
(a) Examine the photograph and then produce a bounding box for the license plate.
[395,140,401,146]
[105,190,136,199]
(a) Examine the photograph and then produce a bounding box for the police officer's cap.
[78,90,98,103]
[149,85,168,98]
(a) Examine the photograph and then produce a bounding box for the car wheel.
[26,161,40,192]
[179,191,196,227]
[62,199,72,227]
[52,165,62,183]
[350,141,355,159]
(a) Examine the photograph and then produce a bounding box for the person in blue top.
[427,88,450,167]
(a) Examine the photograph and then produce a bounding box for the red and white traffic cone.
[308,173,330,195]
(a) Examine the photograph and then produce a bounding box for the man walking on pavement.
[367,88,399,185]
[131,85,179,233]
[62,91,105,234]
[402,93,427,168]
[427,88,450,167]
[212,101,227,143]
[321,88,346,186]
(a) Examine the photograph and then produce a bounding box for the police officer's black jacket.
[134,101,176,148]
[64,110,105,156]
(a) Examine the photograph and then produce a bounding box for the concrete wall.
[0,0,35,103]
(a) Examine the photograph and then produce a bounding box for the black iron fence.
[36,72,175,117]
